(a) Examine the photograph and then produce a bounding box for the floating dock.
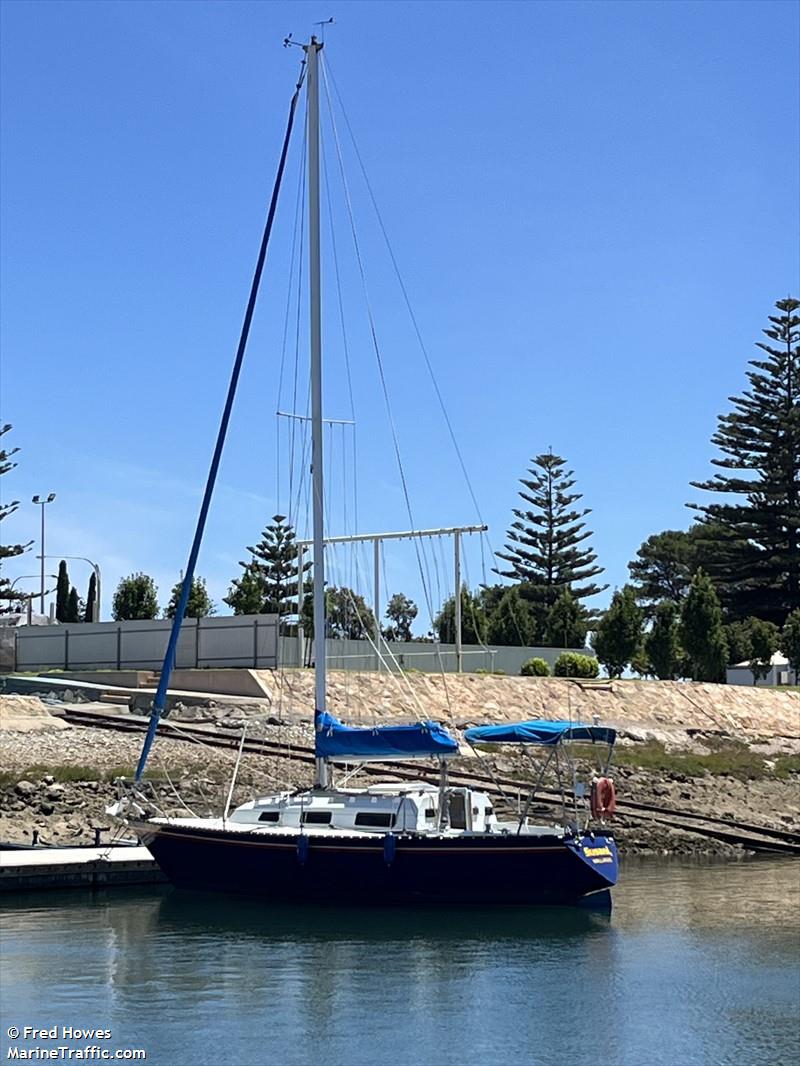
[0,845,166,892]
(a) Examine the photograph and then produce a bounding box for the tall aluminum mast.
[305,36,328,789]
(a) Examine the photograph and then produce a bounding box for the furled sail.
[464,720,616,746]
[316,711,459,761]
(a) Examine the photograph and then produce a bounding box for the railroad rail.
[50,706,800,855]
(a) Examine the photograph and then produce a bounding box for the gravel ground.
[2,710,799,854]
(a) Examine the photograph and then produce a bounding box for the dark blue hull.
[136,822,618,906]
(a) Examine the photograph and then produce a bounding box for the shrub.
[554,652,599,678]
[520,657,550,677]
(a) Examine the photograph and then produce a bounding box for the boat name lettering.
[583,846,612,858]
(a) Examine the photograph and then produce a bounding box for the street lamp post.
[40,555,102,622]
[9,574,57,623]
[32,494,56,614]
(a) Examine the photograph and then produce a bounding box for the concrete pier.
[0,844,166,892]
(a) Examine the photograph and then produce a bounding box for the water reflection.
[2,858,798,1066]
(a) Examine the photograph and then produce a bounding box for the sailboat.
[122,37,619,906]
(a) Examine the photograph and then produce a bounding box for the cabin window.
[301,811,332,825]
[485,807,494,818]
[424,808,436,819]
[354,812,395,828]
[258,811,280,823]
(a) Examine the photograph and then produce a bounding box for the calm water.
[1,859,798,1066]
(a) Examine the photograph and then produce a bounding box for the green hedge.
[553,652,599,678]
[520,657,550,677]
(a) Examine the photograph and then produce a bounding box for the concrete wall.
[12,615,278,673]
[9,614,585,679]
[279,636,589,676]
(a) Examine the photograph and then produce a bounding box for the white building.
[726,652,797,687]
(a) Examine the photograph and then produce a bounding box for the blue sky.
[1,0,798,629]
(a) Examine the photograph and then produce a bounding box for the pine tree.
[225,515,310,621]
[593,586,643,678]
[433,587,488,645]
[84,572,97,623]
[678,570,728,682]
[689,297,800,625]
[166,576,214,619]
[544,589,589,648]
[65,586,81,623]
[55,561,70,622]
[486,586,537,646]
[0,425,32,611]
[494,451,607,618]
[112,573,159,621]
[644,601,682,680]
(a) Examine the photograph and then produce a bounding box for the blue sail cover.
[464,720,616,746]
[316,712,459,761]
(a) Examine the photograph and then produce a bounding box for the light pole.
[9,574,57,622]
[32,494,56,614]
[40,555,102,622]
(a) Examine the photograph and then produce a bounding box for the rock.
[46,785,66,799]
[63,689,75,702]
[39,802,55,815]
[43,774,54,785]
[15,780,37,798]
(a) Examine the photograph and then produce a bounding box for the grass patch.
[773,754,800,779]
[613,739,768,780]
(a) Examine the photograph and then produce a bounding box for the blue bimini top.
[463,720,616,747]
[316,711,459,762]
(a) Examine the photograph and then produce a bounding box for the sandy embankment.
[1,678,798,854]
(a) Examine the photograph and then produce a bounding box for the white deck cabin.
[228,782,498,835]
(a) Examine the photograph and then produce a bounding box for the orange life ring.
[590,776,617,819]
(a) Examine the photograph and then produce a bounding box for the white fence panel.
[12,615,279,672]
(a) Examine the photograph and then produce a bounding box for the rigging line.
[159,716,293,792]
[135,61,306,783]
[321,58,453,716]
[276,122,308,516]
[323,54,487,530]
[461,546,491,654]
[319,60,437,646]
[321,111,358,426]
[430,536,443,634]
[325,58,518,657]
[321,113,360,540]
[346,539,434,721]
[380,541,391,633]
[333,541,430,721]
[287,105,308,530]
[319,63,452,704]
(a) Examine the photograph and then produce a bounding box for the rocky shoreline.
[2,690,798,857]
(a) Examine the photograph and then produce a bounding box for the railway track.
[51,706,800,855]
